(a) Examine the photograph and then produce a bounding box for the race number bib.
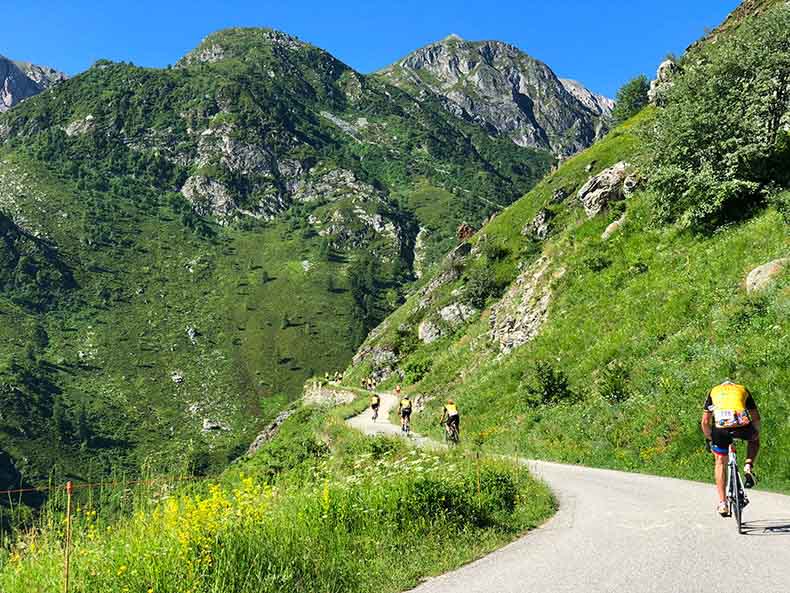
[714,409,750,428]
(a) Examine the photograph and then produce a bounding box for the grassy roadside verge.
[0,399,555,593]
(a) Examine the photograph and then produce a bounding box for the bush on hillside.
[523,361,576,406]
[463,265,499,309]
[645,6,790,229]
[597,360,632,404]
[403,355,432,384]
[610,75,650,125]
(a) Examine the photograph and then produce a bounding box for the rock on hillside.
[379,36,612,156]
[0,56,66,112]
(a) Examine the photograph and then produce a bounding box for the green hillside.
[0,28,551,493]
[0,398,554,592]
[347,5,790,491]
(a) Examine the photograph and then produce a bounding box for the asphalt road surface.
[348,393,790,593]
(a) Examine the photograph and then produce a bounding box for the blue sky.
[4,0,739,97]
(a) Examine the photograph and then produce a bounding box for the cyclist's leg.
[710,428,732,505]
[739,426,760,487]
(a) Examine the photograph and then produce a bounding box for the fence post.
[63,481,73,593]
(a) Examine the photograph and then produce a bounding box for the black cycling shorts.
[447,415,459,429]
[371,403,380,409]
[401,408,411,418]
[711,425,758,456]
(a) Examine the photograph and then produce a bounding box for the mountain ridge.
[378,36,612,156]
[0,55,66,112]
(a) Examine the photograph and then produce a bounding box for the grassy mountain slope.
[0,397,554,592]
[0,28,552,491]
[347,5,790,491]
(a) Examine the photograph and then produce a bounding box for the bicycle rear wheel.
[731,467,744,534]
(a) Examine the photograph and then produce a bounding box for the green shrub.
[482,239,510,262]
[645,5,790,229]
[404,356,433,384]
[463,265,498,309]
[611,75,650,125]
[597,360,632,404]
[523,361,576,406]
[583,252,612,272]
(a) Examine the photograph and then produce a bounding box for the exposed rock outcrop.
[380,38,612,156]
[522,208,555,240]
[181,175,237,217]
[246,409,297,455]
[746,258,788,293]
[648,59,680,106]
[577,161,629,217]
[439,302,477,327]
[303,381,356,406]
[0,56,66,112]
[489,256,563,353]
[418,319,442,344]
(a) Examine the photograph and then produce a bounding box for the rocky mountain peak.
[379,38,612,156]
[177,27,336,68]
[441,33,465,43]
[0,55,66,112]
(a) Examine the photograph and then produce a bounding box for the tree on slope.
[611,75,650,125]
[646,5,790,229]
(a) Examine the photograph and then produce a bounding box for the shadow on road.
[742,518,790,536]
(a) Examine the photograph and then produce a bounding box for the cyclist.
[700,380,761,517]
[440,399,460,442]
[370,392,380,421]
[398,389,412,433]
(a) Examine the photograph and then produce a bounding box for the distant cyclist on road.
[440,399,460,443]
[700,380,761,517]
[397,387,412,433]
[370,392,380,421]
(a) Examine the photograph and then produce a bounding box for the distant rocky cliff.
[0,56,66,112]
[379,36,613,156]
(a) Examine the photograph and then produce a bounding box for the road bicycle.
[441,419,459,445]
[401,414,411,436]
[726,443,749,534]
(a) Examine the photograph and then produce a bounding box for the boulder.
[522,208,555,240]
[551,188,569,204]
[577,161,629,217]
[418,319,442,344]
[202,418,230,432]
[746,258,788,293]
[648,59,680,105]
[438,302,477,328]
[601,213,626,240]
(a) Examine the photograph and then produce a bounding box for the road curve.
[348,393,790,593]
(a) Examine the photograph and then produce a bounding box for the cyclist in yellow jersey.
[370,393,380,421]
[397,388,412,433]
[701,380,761,517]
[440,399,460,440]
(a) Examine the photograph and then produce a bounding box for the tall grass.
[0,411,554,593]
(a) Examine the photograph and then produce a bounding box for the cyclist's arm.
[701,411,713,439]
[745,391,760,431]
[749,406,761,432]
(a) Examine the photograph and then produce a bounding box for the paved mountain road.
[348,393,790,593]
